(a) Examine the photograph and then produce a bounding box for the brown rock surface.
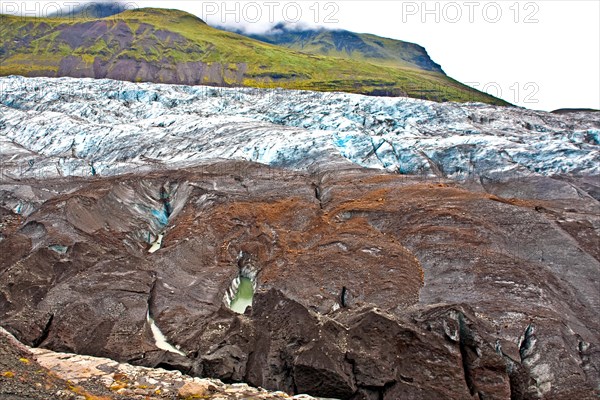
[177,381,210,398]
[1,162,599,399]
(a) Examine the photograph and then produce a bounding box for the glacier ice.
[0,76,598,180]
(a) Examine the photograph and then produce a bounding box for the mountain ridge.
[48,1,135,19]
[224,22,446,74]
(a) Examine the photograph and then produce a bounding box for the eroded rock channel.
[1,162,599,399]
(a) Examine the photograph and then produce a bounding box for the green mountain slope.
[231,23,445,74]
[0,8,508,104]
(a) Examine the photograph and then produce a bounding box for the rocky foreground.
[0,327,317,399]
[0,77,599,399]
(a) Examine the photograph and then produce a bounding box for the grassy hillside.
[0,8,508,104]
[236,23,445,73]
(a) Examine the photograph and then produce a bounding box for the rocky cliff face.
[0,77,599,399]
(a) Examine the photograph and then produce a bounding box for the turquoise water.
[230,277,254,314]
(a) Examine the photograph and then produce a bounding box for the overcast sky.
[3,0,599,111]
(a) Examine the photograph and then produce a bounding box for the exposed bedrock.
[0,162,598,399]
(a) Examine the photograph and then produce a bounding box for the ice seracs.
[0,76,598,180]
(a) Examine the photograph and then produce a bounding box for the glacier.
[0,75,598,180]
